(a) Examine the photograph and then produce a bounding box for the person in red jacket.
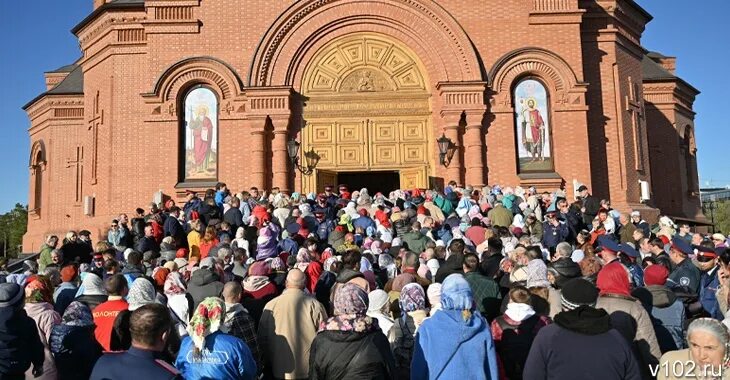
[92,274,129,351]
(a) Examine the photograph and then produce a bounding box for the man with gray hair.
[258,269,327,380]
[552,242,573,261]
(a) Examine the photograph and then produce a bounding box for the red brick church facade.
[22,0,703,251]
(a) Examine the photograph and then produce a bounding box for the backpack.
[495,314,540,380]
[393,317,416,379]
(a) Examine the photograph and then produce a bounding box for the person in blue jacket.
[175,297,256,380]
[541,204,569,253]
[411,273,499,380]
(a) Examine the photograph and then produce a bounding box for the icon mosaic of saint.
[184,87,218,180]
[514,79,553,172]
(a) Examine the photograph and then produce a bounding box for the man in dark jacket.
[542,209,569,253]
[91,304,180,380]
[0,283,45,379]
[524,278,641,379]
[163,207,186,249]
[135,225,160,254]
[577,185,601,226]
[187,258,224,308]
[223,197,244,232]
[463,253,501,321]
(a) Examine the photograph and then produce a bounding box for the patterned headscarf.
[25,275,53,304]
[324,257,339,272]
[128,278,156,311]
[164,272,186,296]
[62,301,94,327]
[296,248,311,264]
[320,283,376,333]
[399,283,426,313]
[188,297,226,354]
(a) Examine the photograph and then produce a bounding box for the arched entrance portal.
[300,33,433,193]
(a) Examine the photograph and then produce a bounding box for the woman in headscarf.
[295,247,323,294]
[241,261,278,325]
[23,275,60,380]
[391,282,427,378]
[268,256,288,291]
[74,272,108,311]
[315,257,341,312]
[412,274,499,380]
[596,261,661,372]
[232,226,249,252]
[165,271,190,337]
[367,289,396,343]
[491,286,551,379]
[309,284,396,379]
[49,301,103,380]
[360,254,378,291]
[357,187,372,209]
[255,222,281,260]
[175,297,257,380]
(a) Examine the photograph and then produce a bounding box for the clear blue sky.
[0,1,727,214]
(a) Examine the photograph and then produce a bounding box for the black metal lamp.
[437,133,453,166]
[288,139,318,175]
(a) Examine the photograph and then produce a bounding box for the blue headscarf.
[441,274,474,311]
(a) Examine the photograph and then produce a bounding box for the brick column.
[270,115,290,192]
[248,122,267,190]
[464,113,485,187]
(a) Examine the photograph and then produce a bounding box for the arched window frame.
[29,140,47,216]
[178,84,220,184]
[511,76,556,174]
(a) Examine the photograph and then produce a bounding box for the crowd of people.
[1,181,730,379]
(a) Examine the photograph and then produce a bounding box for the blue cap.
[618,243,639,258]
[597,235,620,253]
[671,236,693,256]
[546,202,558,214]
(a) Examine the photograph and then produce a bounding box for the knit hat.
[367,289,390,313]
[560,278,599,310]
[526,259,550,288]
[0,283,24,308]
[441,274,474,311]
[644,264,670,286]
[60,265,78,282]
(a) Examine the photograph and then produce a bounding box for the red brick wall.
[22,0,701,250]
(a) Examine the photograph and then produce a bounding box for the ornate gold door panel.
[300,33,434,193]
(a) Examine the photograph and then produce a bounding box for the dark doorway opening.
[337,171,400,195]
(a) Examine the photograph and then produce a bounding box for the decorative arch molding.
[248,0,482,87]
[29,140,47,169]
[144,56,245,104]
[490,47,581,95]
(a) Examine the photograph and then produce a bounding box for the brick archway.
[248,0,483,87]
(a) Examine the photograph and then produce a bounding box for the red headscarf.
[374,209,391,228]
[596,262,631,296]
